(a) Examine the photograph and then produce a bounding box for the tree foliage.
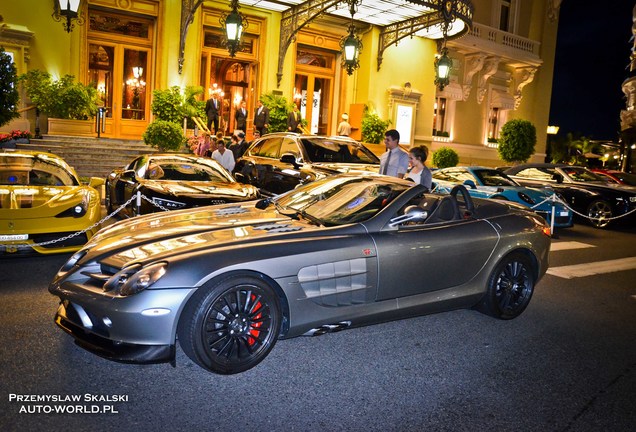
[432,146,459,168]
[0,48,20,127]
[18,70,99,120]
[497,119,537,163]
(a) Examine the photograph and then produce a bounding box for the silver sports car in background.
[49,174,551,375]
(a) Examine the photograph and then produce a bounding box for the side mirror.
[552,173,564,183]
[463,179,477,189]
[88,177,105,188]
[121,170,136,180]
[389,205,428,227]
[280,153,300,168]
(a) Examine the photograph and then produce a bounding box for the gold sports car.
[0,149,103,255]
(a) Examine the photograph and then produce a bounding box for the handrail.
[17,105,36,114]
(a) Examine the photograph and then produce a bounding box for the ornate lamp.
[340,0,362,75]
[52,0,83,33]
[434,46,452,90]
[220,0,248,58]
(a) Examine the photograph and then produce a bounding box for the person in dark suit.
[253,99,270,136]
[287,104,302,133]
[234,101,248,132]
[205,95,220,134]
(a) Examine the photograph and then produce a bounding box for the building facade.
[1,0,561,166]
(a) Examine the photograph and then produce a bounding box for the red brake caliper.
[247,294,262,346]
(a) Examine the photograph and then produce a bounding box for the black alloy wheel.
[479,252,535,320]
[178,275,282,374]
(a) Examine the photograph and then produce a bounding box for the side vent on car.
[254,223,302,233]
[214,206,247,216]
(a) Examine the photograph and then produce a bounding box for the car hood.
[82,202,320,268]
[0,185,91,217]
[142,180,258,199]
[310,162,379,174]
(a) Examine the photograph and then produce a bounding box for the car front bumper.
[50,284,195,364]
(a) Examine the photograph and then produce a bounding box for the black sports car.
[50,175,551,375]
[105,154,260,217]
[233,133,380,195]
[504,163,636,228]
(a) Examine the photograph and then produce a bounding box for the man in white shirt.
[379,129,409,178]
[212,140,236,172]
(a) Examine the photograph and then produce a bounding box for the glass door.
[87,8,154,139]
[294,74,332,135]
[88,44,149,138]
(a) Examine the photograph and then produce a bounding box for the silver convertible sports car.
[49,174,551,375]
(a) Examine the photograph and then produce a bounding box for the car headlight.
[517,192,536,205]
[104,262,168,296]
[55,202,87,218]
[629,196,636,203]
[152,197,187,209]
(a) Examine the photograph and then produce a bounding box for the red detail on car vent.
[363,248,371,256]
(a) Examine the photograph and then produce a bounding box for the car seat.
[425,195,460,223]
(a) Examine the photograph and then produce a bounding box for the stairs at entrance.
[16,135,161,179]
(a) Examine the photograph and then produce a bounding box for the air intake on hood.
[214,206,247,216]
[254,223,302,233]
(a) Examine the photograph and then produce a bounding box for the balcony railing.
[451,22,542,65]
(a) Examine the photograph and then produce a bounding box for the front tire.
[478,252,535,320]
[587,200,612,228]
[178,275,282,374]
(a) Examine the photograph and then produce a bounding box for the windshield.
[0,153,78,186]
[143,158,234,182]
[275,176,410,226]
[561,167,606,182]
[474,169,518,186]
[300,138,380,164]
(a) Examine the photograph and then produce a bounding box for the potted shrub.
[361,105,391,144]
[497,119,536,164]
[260,92,293,133]
[19,70,100,136]
[432,146,459,168]
[143,120,185,151]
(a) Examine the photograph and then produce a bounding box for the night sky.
[548,1,635,141]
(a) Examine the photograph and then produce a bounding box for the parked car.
[105,154,260,217]
[50,174,550,375]
[233,133,380,195]
[590,169,636,186]
[0,149,103,255]
[431,166,573,228]
[504,163,636,228]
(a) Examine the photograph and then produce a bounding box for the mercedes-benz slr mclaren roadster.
[49,174,551,374]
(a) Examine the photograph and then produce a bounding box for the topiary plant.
[432,146,459,168]
[497,119,536,163]
[361,105,391,144]
[143,120,186,151]
[0,48,20,127]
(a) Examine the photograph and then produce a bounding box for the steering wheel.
[450,184,475,217]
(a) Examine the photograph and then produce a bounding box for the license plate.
[559,211,569,217]
[0,234,28,241]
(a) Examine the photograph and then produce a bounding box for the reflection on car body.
[431,166,573,228]
[233,133,380,195]
[50,174,551,375]
[105,153,260,217]
[505,163,636,228]
[0,149,103,255]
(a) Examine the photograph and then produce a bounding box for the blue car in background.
[431,166,573,228]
